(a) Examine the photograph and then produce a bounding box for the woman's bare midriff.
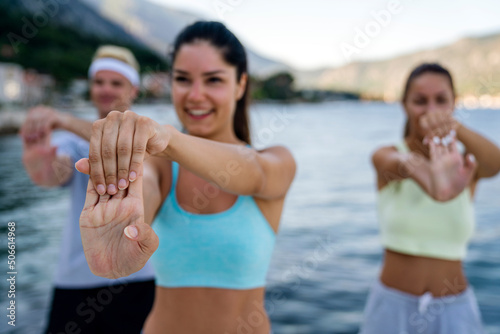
[143,286,270,334]
[380,249,468,297]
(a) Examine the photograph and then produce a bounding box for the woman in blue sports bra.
[359,63,500,334]
[76,21,296,334]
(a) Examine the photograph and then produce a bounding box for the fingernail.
[124,226,138,239]
[469,154,476,163]
[433,136,440,145]
[118,179,127,190]
[129,171,137,182]
[97,184,106,195]
[423,137,429,145]
[108,184,117,194]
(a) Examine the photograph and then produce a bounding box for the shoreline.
[0,110,26,135]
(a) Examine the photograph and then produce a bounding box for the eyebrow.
[174,69,226,76]
[413,90,450,97]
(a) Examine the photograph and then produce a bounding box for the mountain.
[5,0,149,50]
[79,0,292,77]
[294,33,500,100]
[1,0,166,84]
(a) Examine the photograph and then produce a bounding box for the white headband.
[88,57,140,87]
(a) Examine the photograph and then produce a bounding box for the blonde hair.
[92,45,139,72]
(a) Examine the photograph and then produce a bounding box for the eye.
[112,81,124,87]
[413,98,426,105]
[437,96,448,104]
[93,79,103,85]
[174,76,189,83]
[207,77,222,84]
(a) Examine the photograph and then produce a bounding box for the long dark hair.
[170,21,251,144]
[402,63,455,137]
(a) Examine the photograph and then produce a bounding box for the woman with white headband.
[20,45,155,334]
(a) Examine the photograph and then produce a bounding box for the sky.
[148,0,500,70]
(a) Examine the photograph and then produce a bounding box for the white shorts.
[359,279,484,334]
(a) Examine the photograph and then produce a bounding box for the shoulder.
[258,145,295,163]
[371,145,398,167]
[257,145,296,177]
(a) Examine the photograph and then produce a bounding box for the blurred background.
[0,0,499,333]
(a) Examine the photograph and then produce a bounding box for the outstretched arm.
[456,124,500,179]
[84,110,296,200]
[373,136,476,202]
[163,131,296,199]
[21,106,93,187]
[20,105,93,142]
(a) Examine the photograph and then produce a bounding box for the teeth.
[188,109,211,116]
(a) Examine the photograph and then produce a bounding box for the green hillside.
[295,33,500,100]
[0,1,167,88]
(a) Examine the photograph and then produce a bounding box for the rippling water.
[0,102,499,333]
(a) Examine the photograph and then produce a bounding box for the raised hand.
[419,109,458,141]
[20,105,62,143]
[21,136,62,185]
[426,134,476,201]
[79,164,159,279]
[20,106,74,186]
[85,110,170,196]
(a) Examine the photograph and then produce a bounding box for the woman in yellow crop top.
[359,63,500,334]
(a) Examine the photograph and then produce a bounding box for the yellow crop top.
[377,141,475,260]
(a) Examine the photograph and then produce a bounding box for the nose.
[426,101,440,113]
[187,80,205,102]
[94,82,113,95]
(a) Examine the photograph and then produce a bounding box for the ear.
[236,73,248,100]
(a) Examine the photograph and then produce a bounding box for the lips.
[185,108,214,120]
[97,96,117,104]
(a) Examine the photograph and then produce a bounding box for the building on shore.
[0,63,24,104]
[0,62,55,107]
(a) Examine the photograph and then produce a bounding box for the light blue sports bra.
[151,161,276,289]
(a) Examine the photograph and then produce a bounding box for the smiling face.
[403,72,455,139]
[171,41,247,142]
[90,70,138,119]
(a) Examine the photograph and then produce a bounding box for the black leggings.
[45,280,155,334]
